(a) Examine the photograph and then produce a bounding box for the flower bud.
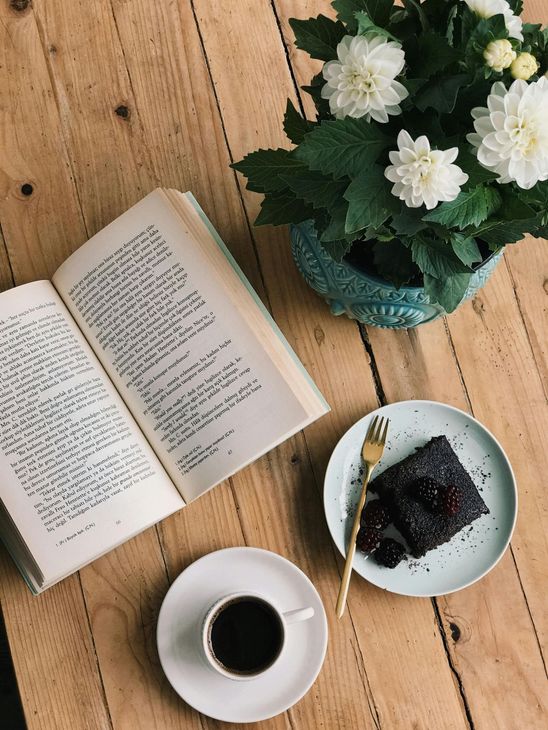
[510,52,539,80]
[483,39,516,72]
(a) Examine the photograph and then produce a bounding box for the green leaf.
[333,0,393,32]
[498,191,537,221]
[400,77,428,97]
[402,0,429,31]
[368,224,394,241]
[295,117,390,179]
[475,220,533,246]
[530,224,548,239]
[507,0,523,13]
[320,202,351,241]
[424,273,472,313]
[362,0,394,26]
[411,235,472,278]
[321,239,353,262]
[344,166,399,233]
[255,190,314,226]
[356,11,398,41]
[389,10,420,42]
[282,170,348,212]
[301,73,331,119]
[423,186,502,228]
[289,15,346,61]
[450,233,482,267]
[410,32,461,77]
[283,100,314,145]
[373,239,417,288]
[415,74,470,113]
[390,208,428,235]
[457,150,498,188]
[520,181,548,205]
[231,149,306,193]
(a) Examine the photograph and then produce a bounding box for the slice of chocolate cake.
[369,435,489,558]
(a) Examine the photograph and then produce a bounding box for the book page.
[53,190,327,502]
[0,281,183,586]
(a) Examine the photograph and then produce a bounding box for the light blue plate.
[324,401,517,597]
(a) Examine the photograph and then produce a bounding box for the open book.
[0,189,328,593]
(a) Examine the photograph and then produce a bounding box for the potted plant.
[232,0,548,328]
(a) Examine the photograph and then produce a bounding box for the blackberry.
[440,484,462,517]
[356,526,383,554]
[361,499,392,530]
[374,538,406,568]
[413,477,441,511]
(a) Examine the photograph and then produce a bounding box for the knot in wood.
[115,105,130,119]
[10,0,31,12]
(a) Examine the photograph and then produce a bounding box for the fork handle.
[336,464,373,619]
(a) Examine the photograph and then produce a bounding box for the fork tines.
[365,415,389,446]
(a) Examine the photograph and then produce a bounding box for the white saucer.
[157,547,328,723]
[324,401,517,597]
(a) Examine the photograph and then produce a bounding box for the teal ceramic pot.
[290,220,504,329]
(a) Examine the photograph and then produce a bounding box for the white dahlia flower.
[467,78,548,189]
[483,39,516,72]
[321,35,408,123]
[385,131,469,209]
[463,0,524,41]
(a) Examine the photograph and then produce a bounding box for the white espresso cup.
[201,591,314,680]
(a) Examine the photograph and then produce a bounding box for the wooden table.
[0,1,546,728]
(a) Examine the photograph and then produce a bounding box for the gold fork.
[336,415,389,619]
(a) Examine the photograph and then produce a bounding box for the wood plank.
[78,528,205,730]
[31,0,155,233]
[0,224,15,291]
[446,267,548,659]
[504,242,547,396]
[0,549,112,730]
[26,1,253,728]
[0,2,86,280]
[0,5,113,729]
[191,1,470,727]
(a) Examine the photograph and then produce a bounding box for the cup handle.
[282,607,315,625]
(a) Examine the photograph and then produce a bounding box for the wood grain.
[0,1,86,281]
[0,224,15,291]
[0,550,112,730]
[0,0,546,728]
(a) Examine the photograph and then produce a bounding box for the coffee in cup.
[202,592,314,680]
